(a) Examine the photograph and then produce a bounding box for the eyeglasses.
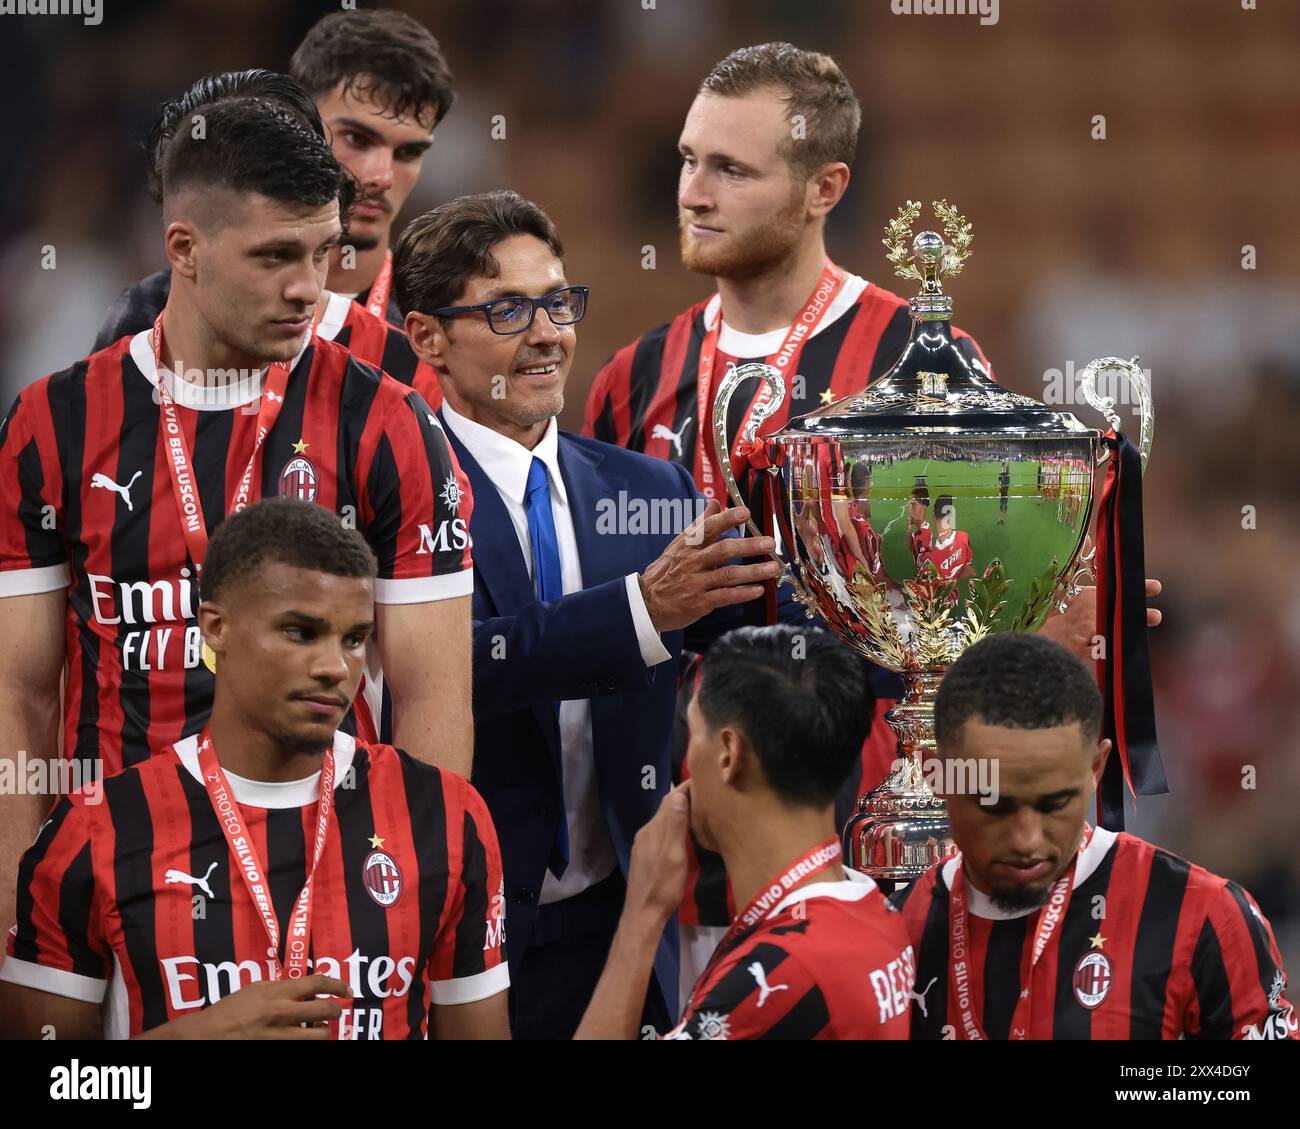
[429,285,589,336]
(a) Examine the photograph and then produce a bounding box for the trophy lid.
[781,200,1097,442]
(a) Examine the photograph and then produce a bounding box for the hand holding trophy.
[713,201,1159,883]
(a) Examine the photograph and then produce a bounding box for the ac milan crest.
[363,849,402,907]
[279,456,318,502]
[1073,950,1112,1009]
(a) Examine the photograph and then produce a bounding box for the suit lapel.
[558,435,629,587]
[439,412,535,615]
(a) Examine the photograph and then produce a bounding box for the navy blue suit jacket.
[444,418,725,1020]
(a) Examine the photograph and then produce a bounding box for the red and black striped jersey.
[583,274,995,518]
[316,291,442,410]
[94,272,441,408]
[665,868,913,1040]
[670,651,896,930]
[0,735,507,1040]
[0,331,473,774]
[890,827,1297,1040]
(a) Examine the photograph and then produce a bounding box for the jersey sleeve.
[0,797,110,1003]
[1188,881,1297,1040]
[0,383,70,597]
[582,351,625,443]
[360,386,474,605]
[665,939,831,1040]
[426,776,509,1006]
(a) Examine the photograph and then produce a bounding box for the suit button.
[603,678,617,691]
[535,802,551,817]
[512,888,536,906]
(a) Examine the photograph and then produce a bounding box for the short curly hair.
[200,498,377,603]
[935,634,1102,750]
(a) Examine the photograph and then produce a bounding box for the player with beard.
[0,499,508,1040]
[94,8,453,406]
[891,633,1295,1040]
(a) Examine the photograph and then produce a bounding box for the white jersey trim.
[0,954,107,1004]
[428,961,510,1006]
[172,730,359,809]
[767,864,877,920]
[373,569,473,605]
[703,273,870,358]
[129,328,313,412]
[315,291,354,343]
[939,826,1120,921]
[0,562,70,598]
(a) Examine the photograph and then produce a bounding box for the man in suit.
[395,190,777,1039]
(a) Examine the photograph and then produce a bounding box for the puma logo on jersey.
[747,961,788,1008]
[164,861,218,899]
[651,416,691,459]
[91,470,143,511]
[909,975,939,1019]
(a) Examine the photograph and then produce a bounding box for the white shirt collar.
[314,290,353,342]
[440,400,567,508]
[940,826,1119,921]
[128,326,313,413]
[172,731,358,809]
[767,864,878,919]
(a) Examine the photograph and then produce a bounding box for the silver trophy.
[713,200,1153,882]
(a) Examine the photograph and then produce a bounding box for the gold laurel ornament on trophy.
[712,201,1160,882]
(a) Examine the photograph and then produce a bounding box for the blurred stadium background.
[2,0,1298,970]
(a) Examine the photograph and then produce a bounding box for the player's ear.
[808,161,850,218]
[197,601,227,657]
[1091,739,1112,790]
[405,312,451,374]
[163,219,201,281]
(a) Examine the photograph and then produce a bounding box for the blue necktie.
[525,457,569,878]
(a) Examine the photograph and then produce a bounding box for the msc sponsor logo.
[416,519,469,555]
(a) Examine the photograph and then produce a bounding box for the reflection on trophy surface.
[712,200,1154,883]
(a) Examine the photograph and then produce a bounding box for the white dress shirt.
[441,403,670,904]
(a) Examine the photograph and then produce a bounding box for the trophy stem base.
[843,670,955,883]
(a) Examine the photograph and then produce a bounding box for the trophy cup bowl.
[712,201,1153,884]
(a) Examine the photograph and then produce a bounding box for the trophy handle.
[1078,355,1154,475]
[710,361,785,546]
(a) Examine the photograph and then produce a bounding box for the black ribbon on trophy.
[1094,429,1167,829]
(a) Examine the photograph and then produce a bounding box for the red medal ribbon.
[692,260,843,500]
[196,724,337,979]
[364,250,394,321]
[151,309,314,565]
[946,826,1093,1040]
[685,837,842,1014]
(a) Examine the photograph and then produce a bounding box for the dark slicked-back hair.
[290,8,455,128]
[161,96,355,219]
[394,190,565,318]
[935,634,1103,751]
[697,625,871,808]
[146,70,324,204]
[201,498,377,604]
[700,42,860,177]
